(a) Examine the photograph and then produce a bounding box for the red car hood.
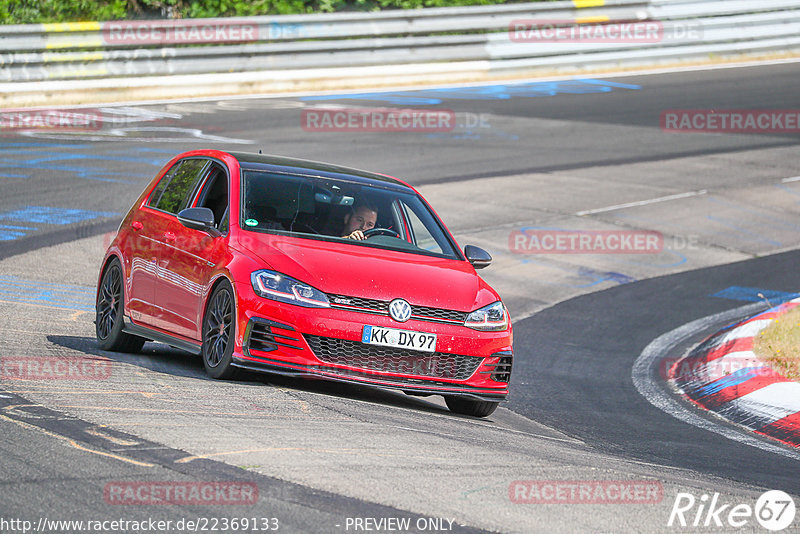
[237,234,497,312]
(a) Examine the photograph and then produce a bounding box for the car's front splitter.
[231,353,508,403]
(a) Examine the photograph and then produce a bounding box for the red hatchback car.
[96,150,512,416]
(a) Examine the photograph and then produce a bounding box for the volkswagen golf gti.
[96,150,512,417]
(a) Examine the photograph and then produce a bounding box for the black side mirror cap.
[177,207,216,232]
[464,245,492,269]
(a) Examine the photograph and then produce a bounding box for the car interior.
[193,164,229,232]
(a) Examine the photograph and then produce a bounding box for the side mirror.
[464,245,492,269]
[178,207,216,232]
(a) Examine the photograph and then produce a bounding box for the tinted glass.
[241,170,459,259]
[148,162,180,208]
[195,166,229,231]
[400,200,445,255]
[153,159,207,214]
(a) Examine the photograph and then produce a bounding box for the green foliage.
[1,0,546,24]
[1,0,127,24]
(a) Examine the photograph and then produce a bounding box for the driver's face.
[344,207,377,234]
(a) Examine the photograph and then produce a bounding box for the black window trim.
[190,161,231,234]
[146,157,212,217]
[145,157,233,234]
[238,168,465,261]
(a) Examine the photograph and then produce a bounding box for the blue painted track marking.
[0,142,169,182]
[711,286,800,303]
[0,224,36,241]
[301,78,642,106]
[517,257,637,288]
[695,368,768,397]
[0,275,94,311]
[0,206,117,225]
[0,231,26,241]
[0,205,119,241]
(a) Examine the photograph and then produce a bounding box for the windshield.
[240,170,460,259]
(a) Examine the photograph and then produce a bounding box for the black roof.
[229,152,412,192]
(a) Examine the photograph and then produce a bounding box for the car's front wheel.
[444,396,499,418]
[202,280,239,380]
[96,258,145,353]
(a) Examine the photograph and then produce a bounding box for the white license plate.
[362,325,437,353]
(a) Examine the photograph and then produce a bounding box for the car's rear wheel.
[444,396,499,417]
[96,258,146,352]
[202,280,239,380]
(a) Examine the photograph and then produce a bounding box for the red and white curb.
[668,298,800,448]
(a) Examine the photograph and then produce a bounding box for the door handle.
[131,221,143,231]
[164,232,176,242]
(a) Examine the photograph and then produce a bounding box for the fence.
[1,0,799,103]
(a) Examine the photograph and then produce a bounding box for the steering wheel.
[363,227,400,238]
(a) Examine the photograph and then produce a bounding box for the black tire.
[96,258,146,353]
[202,280,239,380]
[444,396,499,417]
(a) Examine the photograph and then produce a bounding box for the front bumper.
[231,283,512,402]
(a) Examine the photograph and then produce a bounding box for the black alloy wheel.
[95,258,145,352]
[202,281,238,379]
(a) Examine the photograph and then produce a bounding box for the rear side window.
[149,158,207,214]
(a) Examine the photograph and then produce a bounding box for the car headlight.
[464,301,507,331]
[251,270,330,308]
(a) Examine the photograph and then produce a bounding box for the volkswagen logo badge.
[388,298,412,323]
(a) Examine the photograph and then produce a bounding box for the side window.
[195,165,229,232]
[401,201,444,254]
[148,162,180,208]
[152,159,207,215]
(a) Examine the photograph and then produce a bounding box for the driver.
[341,201,378,240]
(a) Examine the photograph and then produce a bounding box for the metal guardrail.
[1,0,799,83]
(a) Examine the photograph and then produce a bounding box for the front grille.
[304,334,482,381]
[246,319,304,353]
[328,294,388,313]
[327,294,468,324]
[411,304,468,323]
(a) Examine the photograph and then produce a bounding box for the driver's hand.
[344,230,366,240]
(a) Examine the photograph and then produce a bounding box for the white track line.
[631,302,800,461]
[576,190,707,217]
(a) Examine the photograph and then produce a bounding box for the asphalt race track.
[514,249,800,493]
[1,61,800,533]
